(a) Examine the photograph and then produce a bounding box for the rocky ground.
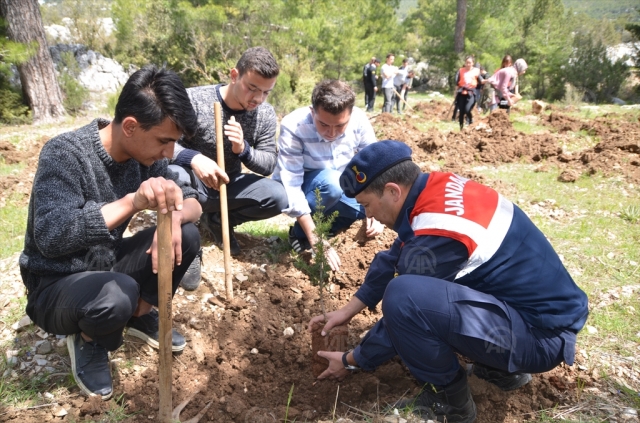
[0,103,639,422]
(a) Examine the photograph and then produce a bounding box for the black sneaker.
[200,212,241,256]
[288,226,311,253]
[179,248,202,291]
[126,309,186,352]
[67,333,113,400]
[472,363,532,391]
[395,367,476,423]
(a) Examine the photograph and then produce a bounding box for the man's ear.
[230,68,240,84]
[385,182,402,201]
[121,116,138,138]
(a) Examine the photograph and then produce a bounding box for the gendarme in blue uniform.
[349,171,588,385]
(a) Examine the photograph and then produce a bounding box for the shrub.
[58,51,89,115]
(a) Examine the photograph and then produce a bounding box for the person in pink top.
[487,58,528,113]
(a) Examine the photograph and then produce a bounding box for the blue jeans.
[292,168,366,240]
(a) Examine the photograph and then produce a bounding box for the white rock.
[587,325,598,334]
[250,348,259,354]
[235,273,248,282]
[5,349,19,359]
[607,252,615,259]
[283,327,294,337]
[11,315,32,331]
[44,392,54,399]
[36,330,48,339]
[36,359,48,366]
[52,405,68,417]
[6,357,18,367]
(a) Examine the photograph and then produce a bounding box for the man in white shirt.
[393,58,408,114]
[381,53,398,113]
[273,80,384,271]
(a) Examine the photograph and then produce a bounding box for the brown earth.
[1,106,639,422]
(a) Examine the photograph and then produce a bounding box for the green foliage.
[0,18,33,124]
[110,0,402,114]
[565,33,630,103]
[57,51,89,114]
[40,0,114,52]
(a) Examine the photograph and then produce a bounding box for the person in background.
[401,69,415,112]
[381,53,398,113]
[363,57,380,112]
[488,55,514,112]
[487,58,528,114]
[393,58,408,114]
[454,56,483,130]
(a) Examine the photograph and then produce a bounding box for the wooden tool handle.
[214,102,234,300]
[157,211,173,422]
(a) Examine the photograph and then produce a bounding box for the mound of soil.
[1,222,595,423]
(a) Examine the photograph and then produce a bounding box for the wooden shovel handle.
[157,211,173,422]
[214,102,234,300]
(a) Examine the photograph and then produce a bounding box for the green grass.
[236,220,288,240]
[0,160,25,177]
[476,164,640,357]
[0,193,28,260]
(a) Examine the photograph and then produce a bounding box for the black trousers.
[364,83,376,111]
[29,224,200,351]
[170,165,287,228]
[456,92,476,126]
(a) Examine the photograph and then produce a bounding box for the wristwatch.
[342,350,360,371]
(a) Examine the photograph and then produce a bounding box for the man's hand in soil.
[308,297,366,335]
[316,351,350,380]
[191,153,230,190]
[224,115,246,154]
[365,217,384,237]
[322,243,341,272]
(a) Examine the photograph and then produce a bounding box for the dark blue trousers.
[358,275,574,386]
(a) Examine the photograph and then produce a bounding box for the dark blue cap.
[339,140,412,198]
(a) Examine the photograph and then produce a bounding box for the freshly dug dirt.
[2,107,639,422]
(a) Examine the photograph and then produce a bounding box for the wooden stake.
[157,211,173,422]
[214,102,234,300]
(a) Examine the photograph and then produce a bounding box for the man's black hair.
[311,80,355,115]
[236,46,280,79]
[113,65,197,138]
[364,160,421,197]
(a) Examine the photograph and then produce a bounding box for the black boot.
[397,367,476,423]
[472,362,532,391]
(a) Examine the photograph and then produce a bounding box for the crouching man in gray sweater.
[19,66,202,400]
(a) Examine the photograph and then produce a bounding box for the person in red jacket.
[454,56,483,130]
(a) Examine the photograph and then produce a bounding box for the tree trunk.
[454,0,467,54]
[0,0,66,122]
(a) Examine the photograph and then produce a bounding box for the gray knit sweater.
[19,118,197,294]
[172,84,278,177]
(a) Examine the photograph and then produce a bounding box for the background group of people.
[453,54,528,129]
[20,44,588,423]
[362,54,415,114]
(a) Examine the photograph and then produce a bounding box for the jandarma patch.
[352,166,366,183]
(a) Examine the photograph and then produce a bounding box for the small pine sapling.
[295,187,338,319]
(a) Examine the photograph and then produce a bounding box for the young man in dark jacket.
[20,66,203,400]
